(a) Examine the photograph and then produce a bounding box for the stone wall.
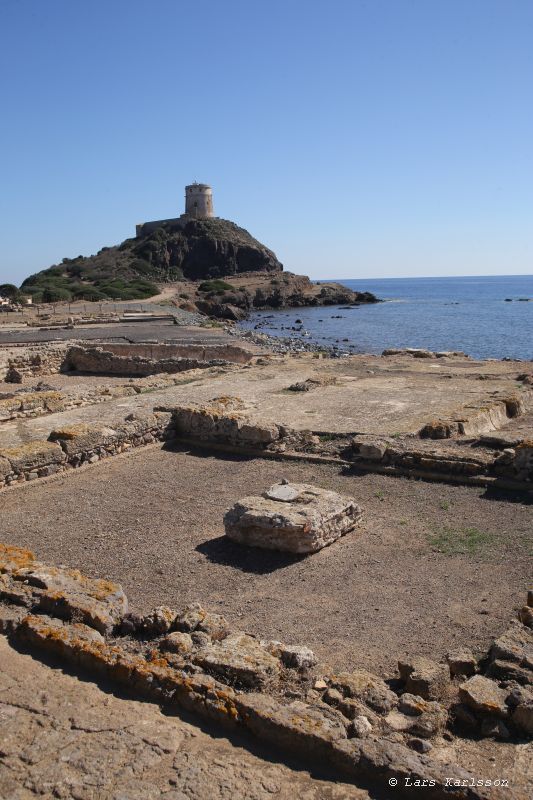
[97,341,254,364]
[64,344,245,376]
[0,412,172,488]
[418,390,533,440]
[0,343,69,382]
[1,544,531,799]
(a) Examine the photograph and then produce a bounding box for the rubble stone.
[141,605,177,635]
[162,632,194,654]
[329,670,398,713]
[489,621,533,668]
[398,656,449,700]
[3,560,128,634]
[193,632,281,689]
[265,641,317,669]
[224,482,362,554]
[446,649,477,677]
[459,675,509,718]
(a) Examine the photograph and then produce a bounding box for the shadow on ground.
[196,535,304,574]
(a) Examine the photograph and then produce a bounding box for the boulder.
[224,483,362,554]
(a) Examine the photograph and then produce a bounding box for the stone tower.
[185,182,214,219]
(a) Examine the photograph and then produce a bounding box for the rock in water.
[224,483,362,554]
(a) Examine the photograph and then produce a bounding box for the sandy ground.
[1,443,530,677]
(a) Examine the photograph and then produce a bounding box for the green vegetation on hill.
[19,217,283,302]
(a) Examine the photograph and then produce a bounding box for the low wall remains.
[99,341,254,364]
[418,389,533,440]
[0,396,531,491]
[0,412,172,488]
[1,544,531,799]
[64,344,247,376]
[0,342,69,382]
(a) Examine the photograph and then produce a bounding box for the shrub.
[130,258,154,276]
[42,287,72,302]
[73,287,108,301]
[198,279,235,293]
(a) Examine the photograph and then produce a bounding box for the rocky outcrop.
[134,217,283,279]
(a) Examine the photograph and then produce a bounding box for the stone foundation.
[0,412,172,488]
[1,544,531,799]
[64,342,253,376]
[0,342,69,382]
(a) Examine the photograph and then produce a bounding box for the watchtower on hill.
[135,182,215,237]
[185,183,214,218]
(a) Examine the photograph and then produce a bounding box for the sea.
[240,275,533,361]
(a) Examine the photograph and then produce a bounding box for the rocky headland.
[18,217,379,317]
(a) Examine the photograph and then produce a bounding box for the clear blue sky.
[1,0,532,284]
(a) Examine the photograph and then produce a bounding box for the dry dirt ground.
[0,637,369,800]
[1,444,530,677]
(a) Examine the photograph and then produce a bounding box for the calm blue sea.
[241,275,533,360]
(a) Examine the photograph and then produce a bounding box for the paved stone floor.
[0,352,528,449]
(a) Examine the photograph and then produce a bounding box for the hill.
[20,217,283,302]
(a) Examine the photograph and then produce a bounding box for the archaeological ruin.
[0,312,531,799]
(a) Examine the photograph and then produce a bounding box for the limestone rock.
[174,602,207,632]
[161,632,194,655]
[265,641,317,669]
[141,605,177,635]
[352,438,389,461]
[224,483,362,554]
[513,699,533,734]
[0,440,65,473]
[519,605,533,628]
[350,715,373,738]
[49,423,118,456]
[193,632,280,688]
[446,649,477,677]
[0,543,36,574]
[489,622,533,669]
[389,695,447,738]
[197,611,231,641]
[329,670,398,714]
[234,693,347,759]
[398,656,449,700]
[459,675,509,718]
[7,562,128,634]
[0,456,11,480]
[485,658,533,685]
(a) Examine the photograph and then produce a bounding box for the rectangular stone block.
[224,483,362,553]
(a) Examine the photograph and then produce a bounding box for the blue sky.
[1,0,532,283]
